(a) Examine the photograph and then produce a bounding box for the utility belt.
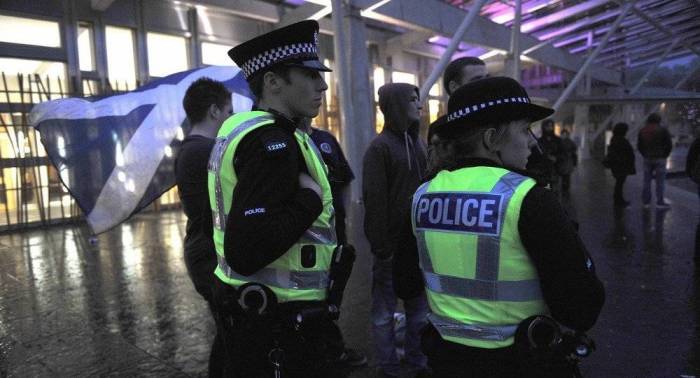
[215,244,356,329]
[514,316,595,378]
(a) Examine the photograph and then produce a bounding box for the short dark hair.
[613,122,629,136]
[541,119,554,128]
[646,113,661,125]
[443,57,486,95]
[183,77,231,124]
[247,64,293,100]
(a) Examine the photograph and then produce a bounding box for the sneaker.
[333,348,367,367]
[657,201,671,209]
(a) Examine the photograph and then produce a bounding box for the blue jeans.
[371,257,428,375]
[642,158,667,204]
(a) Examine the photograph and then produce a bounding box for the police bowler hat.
[228,20,331,80]
[431,76,554,136]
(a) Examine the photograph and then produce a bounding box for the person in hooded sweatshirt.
[363,83,429,378]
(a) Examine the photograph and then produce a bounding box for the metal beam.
[553,1,635,110]
[596,32,700,65]
[352,0,621,85]
[520,0,610,34]
[621,0,700,58]
[278,3,329,27]
[91,0,115,11]
[590,39,680,141]
[418,0,489,103]
[507,0,522,81]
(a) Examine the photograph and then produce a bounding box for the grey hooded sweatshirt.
[362,83,427,260]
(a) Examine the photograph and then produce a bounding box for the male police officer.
[209,21,343,377]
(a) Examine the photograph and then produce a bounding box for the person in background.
[427,57,489,145]
[363,83,429,378]
[175,77,233,377]
[558,129,578,195]
[685,131,700,264]
[605,122,636,208]
[526,119,564,191]
[637,113,672,208]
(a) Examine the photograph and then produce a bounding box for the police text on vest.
[414,193,502,235]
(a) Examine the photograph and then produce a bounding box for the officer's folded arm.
[223,128,323,276]
[518,186,606,332]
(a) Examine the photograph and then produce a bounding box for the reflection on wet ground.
[0,160,698,377]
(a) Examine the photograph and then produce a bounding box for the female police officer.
[411,77,604,377]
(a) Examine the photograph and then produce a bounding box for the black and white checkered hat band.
[241,42,317,78]
[447,96,531,122]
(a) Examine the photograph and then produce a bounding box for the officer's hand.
[299,173,322,197]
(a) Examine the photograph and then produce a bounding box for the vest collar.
[450,158,533,180]
[252,106,299,133]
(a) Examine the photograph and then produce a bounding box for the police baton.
[326,244,356,317]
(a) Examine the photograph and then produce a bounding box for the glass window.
[0,15,61,48]
[77,23,95,71]
[0,58,67,102]
[391,71,417,85]
[105,26,137,90]
[202,42,233,66]
[428,99,441,123]
[429,82,440,97]
[373,66,384,102]
[147,32,188,77]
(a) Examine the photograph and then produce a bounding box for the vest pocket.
[301,245,317,268]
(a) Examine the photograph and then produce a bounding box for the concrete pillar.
[623,103,646,147]
[340,3,374,244]
[62,0,81,94]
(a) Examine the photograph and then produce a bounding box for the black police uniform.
[213,20,346,378]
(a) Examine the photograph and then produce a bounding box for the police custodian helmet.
[228,20,332,80]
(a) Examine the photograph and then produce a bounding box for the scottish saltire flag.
[30,66,254,234]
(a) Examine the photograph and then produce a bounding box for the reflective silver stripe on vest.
[475,171,530,281]
[217,255,329,290]
[208,115,274,230]
[300,226,337,245]
[428,312,517,341]
[423,271,542,302]
[413,171,542,302]
[412,181,436,273]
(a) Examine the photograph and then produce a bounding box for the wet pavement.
[0,159,698,377]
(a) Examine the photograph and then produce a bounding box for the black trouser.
[421,324,575,378]
[184,249,224,377]
[613,175,627,204]
[561,174,571,193]
[213,280,345,377]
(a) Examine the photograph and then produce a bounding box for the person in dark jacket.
[606,122,636,207]
[637,113,673,208]
[686,134,700,263]
[175,77,233,377]
[559,129,578,194]
[363,83,429,378]
[526,119,564,191]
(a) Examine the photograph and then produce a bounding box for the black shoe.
[333,348,367,367]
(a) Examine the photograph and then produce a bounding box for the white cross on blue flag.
[30,65,254,234]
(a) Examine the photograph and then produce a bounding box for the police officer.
[209,21,343,377]
[412,77,605,377]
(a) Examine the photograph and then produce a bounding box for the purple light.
[426,35,473,51]
[284,0,306,5]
